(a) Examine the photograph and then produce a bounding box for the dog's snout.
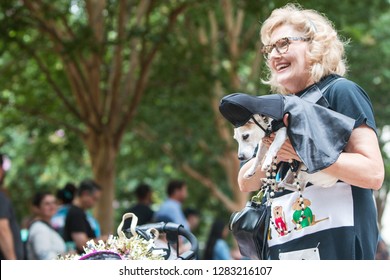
[238,155,246,161]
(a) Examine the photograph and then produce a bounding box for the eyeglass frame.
[261,37,311,60]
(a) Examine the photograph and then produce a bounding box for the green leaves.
[1,0,390,232]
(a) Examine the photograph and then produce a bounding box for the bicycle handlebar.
[136,222,198,260]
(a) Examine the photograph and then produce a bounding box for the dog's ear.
[303,198,311,207]
[292,199,300,210]
[252,114,264,123]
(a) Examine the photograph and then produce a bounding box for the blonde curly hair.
[260,3,348,93]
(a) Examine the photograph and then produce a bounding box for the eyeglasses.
[261,37,310,60]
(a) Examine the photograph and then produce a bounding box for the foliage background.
[1,0,390,249]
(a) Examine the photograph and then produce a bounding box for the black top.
[268,75,379,260]
[64,205,96,254]
[230,74,380,259]
[122,203,154,230]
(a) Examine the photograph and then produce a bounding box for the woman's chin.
[275,76,291,91]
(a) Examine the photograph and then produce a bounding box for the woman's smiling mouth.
[275,63,290,72]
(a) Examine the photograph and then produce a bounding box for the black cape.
[219,92,355,173]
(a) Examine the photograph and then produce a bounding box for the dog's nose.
[238,155,246,161]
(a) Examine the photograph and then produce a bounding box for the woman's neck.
[73,197,84,209]
[35,215,51,224]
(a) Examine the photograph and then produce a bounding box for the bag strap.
[320,77,345,93]
[251,189,265,204]
[300,77,344,105]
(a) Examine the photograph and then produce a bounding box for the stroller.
[79,213,198,260]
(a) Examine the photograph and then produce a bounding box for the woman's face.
[267,24,313,93]
[37,194,58,220]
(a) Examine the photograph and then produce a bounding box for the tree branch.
[26,48,83,123]
[160,143,239,212]
[0,99,85,136]
[107,0,127,129]
[122,0,151,97]
[12,35,83,123]
[221,0,241,89]
[22,0,102,132]
[86,0,106,43]
[196,6,248,208]
[181,163,240,212]
[85,0,106,118]
[115,3,189,144]
[23,0,68,46]
[211,81,247,208]
[241,22,259,53]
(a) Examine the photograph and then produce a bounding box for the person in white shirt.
[27,191,67,260]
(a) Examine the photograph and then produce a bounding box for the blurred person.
[20,215,33,259]
[203,218,232,260]
[26,191,67,260]
[0,153,24,260]
[122,183,154,230]
[376,236,390,260]
[153,215,178,260]
[154,180,191,258]
[86,209,101,238]
[184,207,201,258]
[51,182,101,245]
[64,179,107,254]
[51,182,77,238]
[154,179,189,230]
[184,207,200,232]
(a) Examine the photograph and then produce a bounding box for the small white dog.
[234,114,338,188]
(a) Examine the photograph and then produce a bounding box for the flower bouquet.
[59,213,166,260]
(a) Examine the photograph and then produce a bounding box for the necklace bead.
[263,161,307,237]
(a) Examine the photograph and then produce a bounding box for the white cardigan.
[27,220,66,260]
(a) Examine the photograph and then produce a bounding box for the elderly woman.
[238,4,384,259]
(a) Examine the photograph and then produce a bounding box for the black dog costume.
[219,89,355,173]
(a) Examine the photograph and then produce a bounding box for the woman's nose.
[268,47,281,60]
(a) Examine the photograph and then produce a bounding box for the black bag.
[229,192,270,260]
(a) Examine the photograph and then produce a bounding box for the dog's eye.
[243,134,249,140]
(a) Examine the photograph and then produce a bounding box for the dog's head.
[292,197,311,211]
[273,206,284,218]
[233,114,270,161]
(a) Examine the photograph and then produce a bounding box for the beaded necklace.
[260,158,307,236]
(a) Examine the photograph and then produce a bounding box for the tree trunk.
[83,130,119,234]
